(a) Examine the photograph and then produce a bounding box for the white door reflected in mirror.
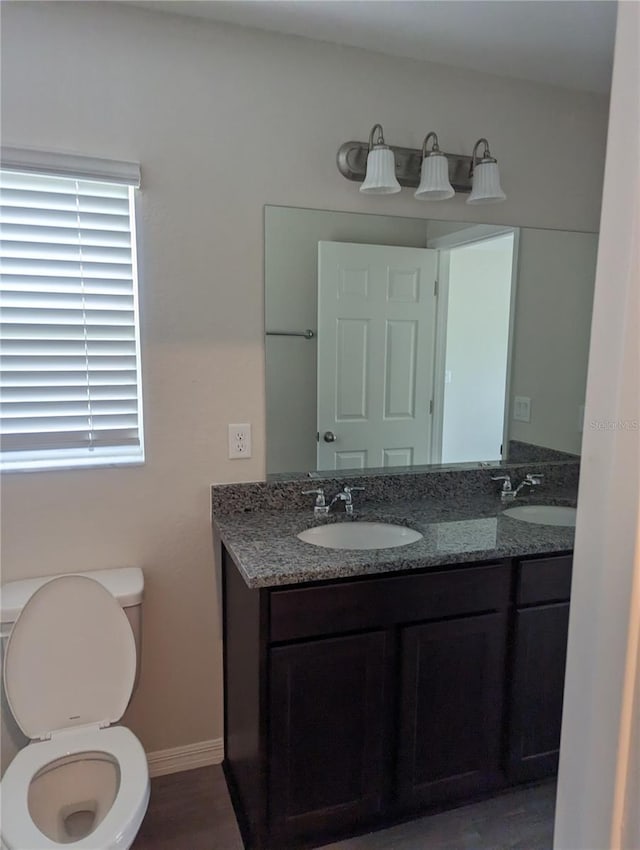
[317,241,437,471]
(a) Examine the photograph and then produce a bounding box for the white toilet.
[0,568,150,849]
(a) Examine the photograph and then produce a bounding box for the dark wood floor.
[131,766,556,850]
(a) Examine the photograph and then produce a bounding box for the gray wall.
[509,229,597,454]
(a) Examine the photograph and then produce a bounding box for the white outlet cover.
[228,423,252,459]
[513,396,531,423]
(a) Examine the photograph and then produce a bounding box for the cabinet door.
[397,613,507,809]
[269,631,388,844]
[507,602,570,782]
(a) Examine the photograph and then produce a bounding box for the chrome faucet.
[491,474,513,501]
[302,487,329,516]
[304,485,365,516]
[492,473,544,502]
[516,473,544,496]
[327,485,365,516]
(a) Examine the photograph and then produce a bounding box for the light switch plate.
[228,423,252,459]
[513,396,531,423]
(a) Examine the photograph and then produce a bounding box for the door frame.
[428,226,520,464]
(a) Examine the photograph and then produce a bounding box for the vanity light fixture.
[466,137,506,204]
[414,132,455,201]
[359,124,401,195]
[337,127,506,202]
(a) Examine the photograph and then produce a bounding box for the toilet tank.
[0,567,144,689]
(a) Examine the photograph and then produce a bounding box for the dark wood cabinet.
[269,632,388,844]
[397,613,507,809]
[506,554,572,783]
[507,602,570,781]
[221,548,571,850]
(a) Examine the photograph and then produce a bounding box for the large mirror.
[265,205,597,476]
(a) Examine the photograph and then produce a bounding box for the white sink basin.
[297,521,423,550]
[502,505,577,527]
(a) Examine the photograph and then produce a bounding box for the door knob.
[323,431,337,443]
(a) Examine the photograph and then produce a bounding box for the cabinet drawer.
[269,563,510,643]
[516,554,573,605]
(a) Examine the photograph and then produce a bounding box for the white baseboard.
[147,738,224,778]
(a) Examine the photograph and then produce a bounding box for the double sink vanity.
[215,201,593,848]
[212,461,578,850]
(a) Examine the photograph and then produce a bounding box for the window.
[0,150,144,471]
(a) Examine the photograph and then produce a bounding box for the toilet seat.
[1,725,150,850]
[1,576,149,850]
[3,575,137,741]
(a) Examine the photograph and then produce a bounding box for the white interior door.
[317,241,437,470]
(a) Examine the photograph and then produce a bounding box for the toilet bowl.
[0,572,150,849]
[2,727,149,849]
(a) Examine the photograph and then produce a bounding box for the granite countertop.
[213,490,576,589]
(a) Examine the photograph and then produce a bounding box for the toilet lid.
[3,575,136,740]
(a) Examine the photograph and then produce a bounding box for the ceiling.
[133,0,616,94]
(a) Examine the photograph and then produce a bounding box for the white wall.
[509,229,598,454]
[442,235,513,463]
[622,639,640,847]
[554,2,640,846]
[0,0,608,771]
[265,207,427,473]
[428,221,598,456]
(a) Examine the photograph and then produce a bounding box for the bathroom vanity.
[213,471,575,850]
[226,199,591,848]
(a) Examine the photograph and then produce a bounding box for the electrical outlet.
[513,396,531,423]
[228,423,252,459]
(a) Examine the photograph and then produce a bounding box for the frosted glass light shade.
[414,153,455,200]
[466,160,506,204]
[359,147,401,194]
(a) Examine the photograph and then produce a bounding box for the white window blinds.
[0,161,144,471]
